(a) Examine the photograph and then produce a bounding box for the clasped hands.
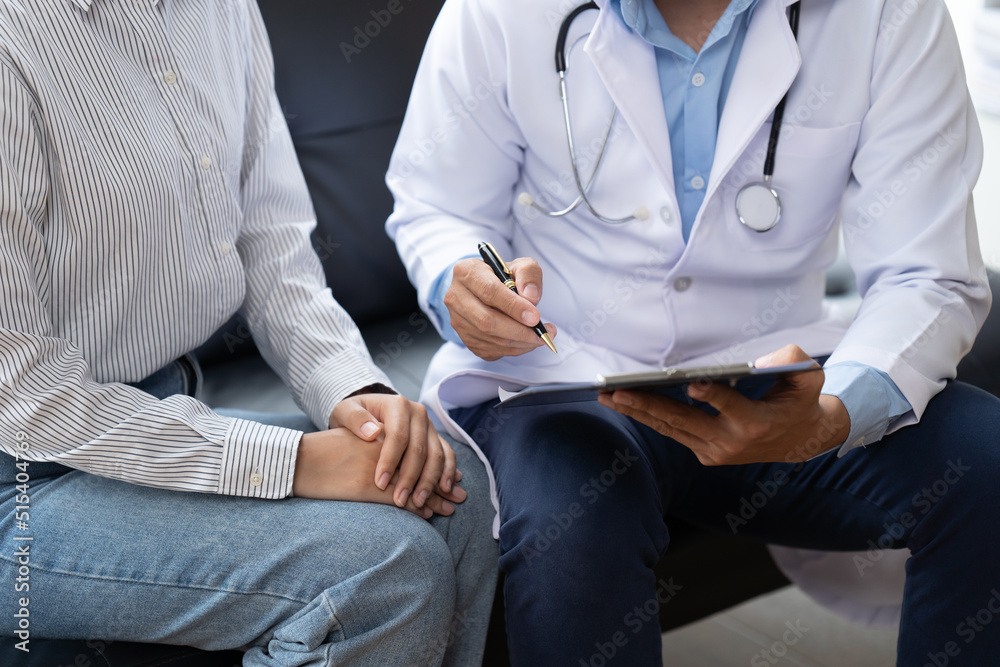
[292,392,466,519]
[445,255,851,465]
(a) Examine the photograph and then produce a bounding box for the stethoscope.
[519,0,801,233]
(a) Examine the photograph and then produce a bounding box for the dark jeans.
[452,381,1000,666]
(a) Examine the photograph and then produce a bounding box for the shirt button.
[250,472,263,487]
[660,207,673,224]
[220,241,232,256]
[691,72,706,87]
[690,175,705,190]
[674,277,692,292]
[163,71,177,85]
[200,155,212,170]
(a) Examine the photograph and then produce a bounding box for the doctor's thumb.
[509,257,544,305]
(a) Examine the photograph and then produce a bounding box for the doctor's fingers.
[451,322,551,361]
[685,381,763,424]
[448,259,542,327]
[506,257,544,305]
[448,304,550,361]
[597,391,721,464]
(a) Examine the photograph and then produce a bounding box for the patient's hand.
[292,427,466,518]
[329,393,465,512]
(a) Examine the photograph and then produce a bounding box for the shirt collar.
[612,0,758,50]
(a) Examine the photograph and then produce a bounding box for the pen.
[478,241,557,353]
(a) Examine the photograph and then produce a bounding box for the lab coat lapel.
[584,3,677,203]
[709,0,801,195]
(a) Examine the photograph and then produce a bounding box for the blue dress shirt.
[614,0,754,241]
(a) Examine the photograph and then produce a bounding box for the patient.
[0,1,495,665]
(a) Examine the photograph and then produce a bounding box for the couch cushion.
[256,0,446,325]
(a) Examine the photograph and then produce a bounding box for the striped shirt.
[0,0,391,498]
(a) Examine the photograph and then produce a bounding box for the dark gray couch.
[4,1,999,665]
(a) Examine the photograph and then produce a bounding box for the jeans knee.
[396,521,458,607]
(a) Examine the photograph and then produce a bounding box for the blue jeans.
[452,381,1000,666]
[0,359,498,666]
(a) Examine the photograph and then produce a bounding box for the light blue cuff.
[427,260,466,345]
[821,361,912,456]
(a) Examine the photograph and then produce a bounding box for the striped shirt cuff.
[218,418,301,498]
[301,351,395,430]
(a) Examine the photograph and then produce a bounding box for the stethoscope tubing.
[523,1,643,223]
[524,1,800,230]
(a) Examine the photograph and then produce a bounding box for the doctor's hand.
[327,393,466,513]
[444,256,558,361]
[293,427,465,519]
[597,345,852,465]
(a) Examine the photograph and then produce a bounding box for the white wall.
[947,0,1000,267]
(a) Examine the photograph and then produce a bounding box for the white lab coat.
[386,0,989,626]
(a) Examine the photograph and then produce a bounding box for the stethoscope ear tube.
[555,1,598,74]
[761,1,800,179]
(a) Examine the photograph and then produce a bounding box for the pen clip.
[480,241,511,277]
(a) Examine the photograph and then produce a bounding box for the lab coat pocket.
[722,122,861,252]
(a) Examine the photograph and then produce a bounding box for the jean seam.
[0,555,314,604]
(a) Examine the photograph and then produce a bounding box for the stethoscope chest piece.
[735,181,781,232]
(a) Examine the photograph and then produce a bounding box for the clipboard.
[496,360,821,408]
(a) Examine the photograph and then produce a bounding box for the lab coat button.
[674,277,692,292]
[659,207,673,224]
[691,72,706,87]
[690,175,705,190]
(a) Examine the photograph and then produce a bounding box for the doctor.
[388,0,1000,663]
